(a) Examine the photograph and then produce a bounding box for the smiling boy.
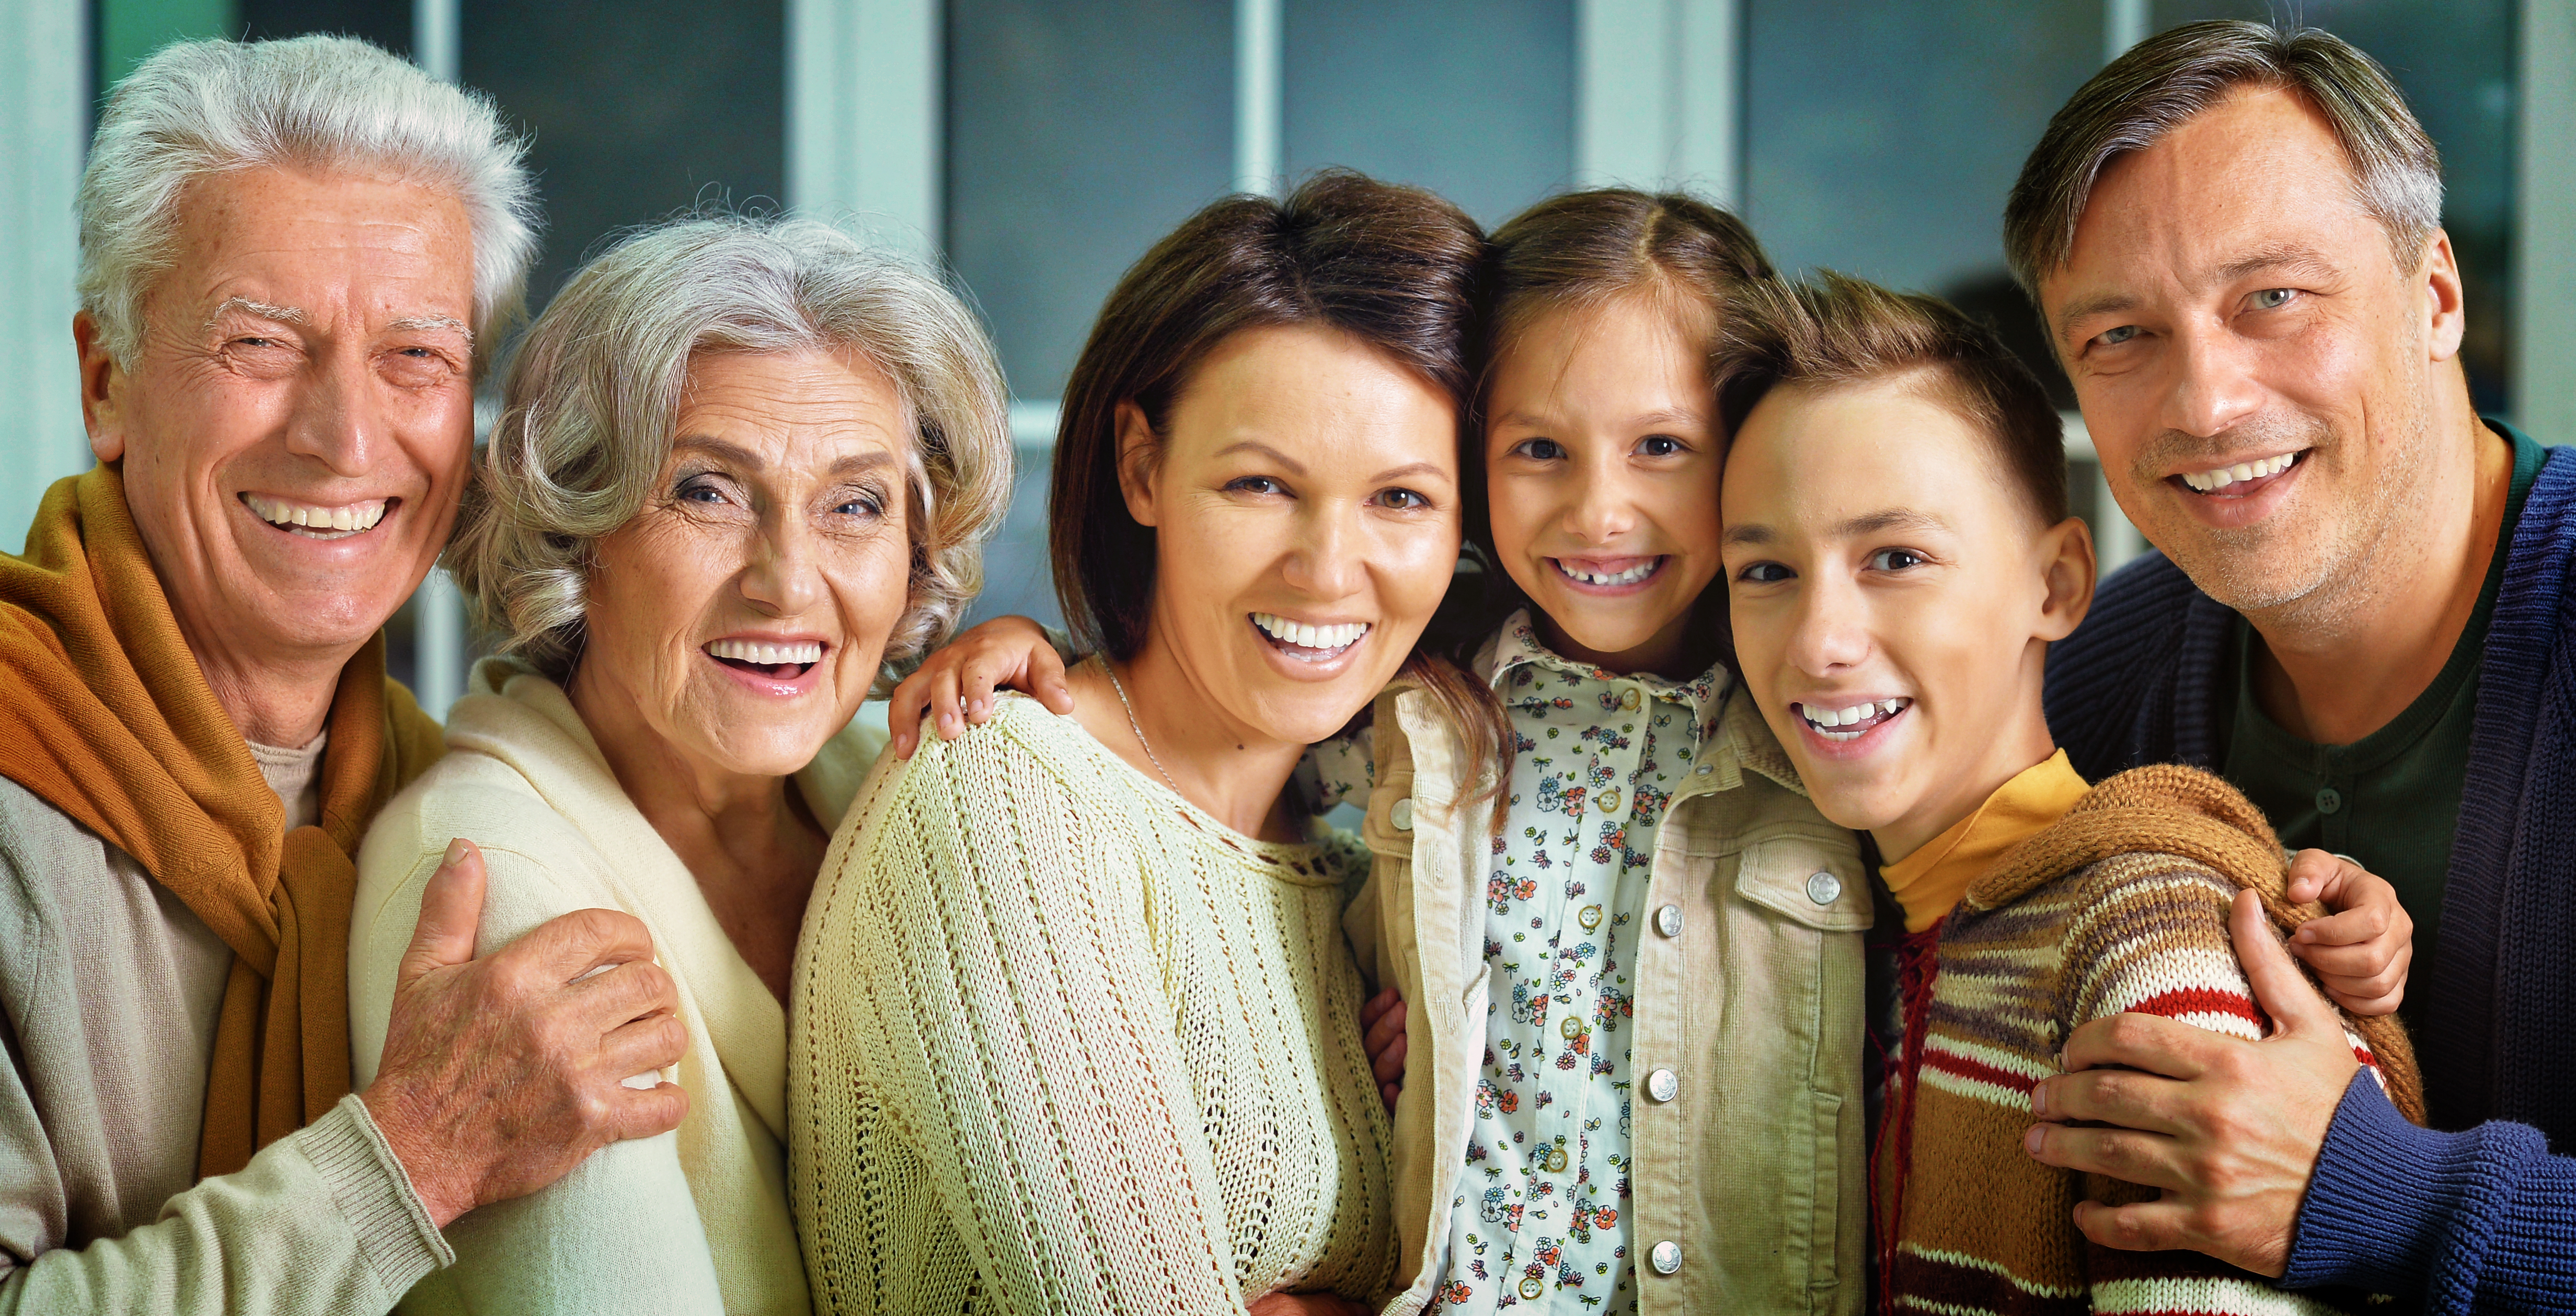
[1711,272,2423,1313]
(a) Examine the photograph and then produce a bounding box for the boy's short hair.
[1712,272,2068,526]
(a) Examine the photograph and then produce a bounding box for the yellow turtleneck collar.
[1877,748,2090,933]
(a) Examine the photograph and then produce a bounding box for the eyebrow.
[205,296,308,332]
[1213,440,1308,475]
[387,314,475,346]
[1490,406,1706,432]
[1722,507,1952,547]
[672,434,897,476]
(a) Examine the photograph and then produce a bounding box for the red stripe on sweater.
[2123,986,2262,1027]
[1923,1047,2040,1095]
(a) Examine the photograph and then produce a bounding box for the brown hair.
[1450,188,1775,799]
[1712,271,2069,526]
[2004,19,2442,295]
[1050,169,1504,782]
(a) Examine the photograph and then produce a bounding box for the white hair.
[76,34,539,367]
[449,215,1015,686]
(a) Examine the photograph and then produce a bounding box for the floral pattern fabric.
[1428,614,1727,1314]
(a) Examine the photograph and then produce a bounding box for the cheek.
[591,519,737,653]
[826,531,917,637]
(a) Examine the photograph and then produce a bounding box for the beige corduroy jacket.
[1344,669,1871,1316]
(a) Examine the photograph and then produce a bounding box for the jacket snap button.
[1649,1240,1682,1275]
[1654,904,1683,938]
[1390,798,1413,831]
[1646,1068,1678,1103]
[1805,870,1842,905]
[1694,762,1712,775]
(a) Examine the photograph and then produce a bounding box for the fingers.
[606,1079,691,1142]
[514,906,661,987]
[2058,1010,2217,1080]
[1381,1080,1401,1113]
[2229,887,2342,1040]
[2282,848,2358,906]
[397,839,489,990]
[598,1006,689,1078]
[1360,985,1398,1029]
[2067,1196,2195,1255]
[568,955,681,1029]
[2019,1121,2191,1192]
[958,650,1008,726]
[1029,641,1075,714]
[927,666,966,741]
[2288,933,2403,979]
[2030,1064,2192,1137]
[1371,1033,1409,1086]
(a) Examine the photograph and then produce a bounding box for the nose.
[1562,452,1640,545]
[282,344,385,478]
[1281,499,1366,601]
[2164,321,2267,441]
[739,507,824,617]
[1784,569,1870,679]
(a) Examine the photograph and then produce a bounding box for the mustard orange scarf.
[0,467,444,1177]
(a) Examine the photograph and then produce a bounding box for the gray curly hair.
[77,34,539,368]
[447,215,1014,686]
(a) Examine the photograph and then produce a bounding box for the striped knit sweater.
[1879,764,2425,1315]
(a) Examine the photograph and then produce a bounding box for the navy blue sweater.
[2044,442,2576,1313]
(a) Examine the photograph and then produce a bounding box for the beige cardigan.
[1346,667,1872,1315]
[350,657,882,1315]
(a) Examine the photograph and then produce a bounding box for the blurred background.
[3,0,2569,718]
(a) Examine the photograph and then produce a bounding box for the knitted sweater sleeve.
[796,717,1250,1315]
[2058,857,2379,1315]
[2286,1075,2576,1314]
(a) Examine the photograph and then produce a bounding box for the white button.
[1390,798,1413,832]
[1646,1068,1678,1103]
[1653,904,1683,938]
[1694,762,1712,775]
[1649,1240,1682,1275]
[1619,687,1642,711]
[1806,870,1842,905]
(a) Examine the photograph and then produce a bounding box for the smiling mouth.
[1551,556,1665,588]
[705,638,824,680]
[243,492,395,540]
[1795,697,1910,743]
[1250,612,1371,662]
[2176,450,2304,494]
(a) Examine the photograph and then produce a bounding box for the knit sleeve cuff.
[2282,1071,2511,1299]
[295,1094,453,1295]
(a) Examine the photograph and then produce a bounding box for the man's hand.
[2022,888,2357,1276]
[2281,849,2411,1015]
[1360,986,1408,1112]
[360,839,690,1229]
[886,615,1074,757]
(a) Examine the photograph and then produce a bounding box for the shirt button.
[2315,787,2343,815]
[1520,1276,1546,1299]
[1649,1240,1682,1275]
[1560,1014,1585,1040]
[1620,687,1642,711]
[1389,797,1413,831]
[1646,1068,1678,1103]
[1596,787,1623,814]
[1806,870,1842,905]
[1654,904,1683,938]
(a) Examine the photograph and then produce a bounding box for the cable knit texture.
[2047,431,2576,1307]
[791,695,1397,1315]
[1881,764,2422,1314]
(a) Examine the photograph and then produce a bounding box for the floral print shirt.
[1427,613,1729,1314]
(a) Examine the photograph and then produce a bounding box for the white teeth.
[2181,452,2297,492]
[1555,558,1660,587]
[1250,613,1370,653]
[244,493,387,536]
[1798,698,1909,737]
[707,638,824,666]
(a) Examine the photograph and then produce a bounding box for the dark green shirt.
[2215,419,2545,1027]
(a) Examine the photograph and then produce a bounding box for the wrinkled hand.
[886,614,1074,757]
[1247,1292,1370,1316]
[1361,986,1408,1112]
[361,839,689,1228]
[2281,849,2411,1015]
[2022,889,2356,1277]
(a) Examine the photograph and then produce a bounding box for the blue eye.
[2251,287,2296,310]
[677,478,726,504]
[2098,325,2140,347]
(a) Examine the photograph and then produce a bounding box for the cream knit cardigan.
[791,695,1398,1314]
[351,657,882,1315]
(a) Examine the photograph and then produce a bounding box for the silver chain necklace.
[1098,656,1185,796]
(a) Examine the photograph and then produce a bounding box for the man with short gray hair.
[2012,19,2576,1309]
[0,35,687,1311]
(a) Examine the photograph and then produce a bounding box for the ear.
[74,312,128,464]
[1113,399,1162,528]
[2418,229,2466,364]
[2033,515,2096,643]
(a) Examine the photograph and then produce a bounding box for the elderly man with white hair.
[0,35,688,1312]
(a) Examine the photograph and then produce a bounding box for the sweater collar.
[1877,749,2088,933]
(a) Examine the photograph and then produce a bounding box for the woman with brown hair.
[788,171,1491,1316]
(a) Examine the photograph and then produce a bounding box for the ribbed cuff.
[298,1094,453,1296]
[2282,1070,2528,1306]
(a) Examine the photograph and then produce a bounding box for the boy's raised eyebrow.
[1839,507,1950,537]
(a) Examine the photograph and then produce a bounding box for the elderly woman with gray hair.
[347,214,1011,1314]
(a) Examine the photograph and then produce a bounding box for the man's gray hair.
[449,215,1014,685]
[77,34,539,366]
[2004,20,2443,294]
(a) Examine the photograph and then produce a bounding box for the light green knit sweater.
[791,695,1398,1314]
